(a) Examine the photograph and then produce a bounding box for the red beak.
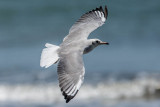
[100,42,109,45]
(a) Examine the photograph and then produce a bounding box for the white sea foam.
[0,77,159,104]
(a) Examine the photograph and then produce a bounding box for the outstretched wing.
[57,52,85,103]
[63,6,108,42]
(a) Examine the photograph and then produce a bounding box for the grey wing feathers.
[57,52,85,103]
[63,6,108,42]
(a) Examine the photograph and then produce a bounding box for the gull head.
[92,39,109,46]
[83,39,109,54]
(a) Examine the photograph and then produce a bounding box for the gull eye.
[96,40,99,43]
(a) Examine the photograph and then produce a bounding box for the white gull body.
[40,6,108,103]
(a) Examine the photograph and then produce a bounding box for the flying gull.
[40,5,109,103]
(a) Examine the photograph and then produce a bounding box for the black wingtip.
[88,5,108,19]
[104,5,108,19]
[62,90,79,103]
[66,95,73,103]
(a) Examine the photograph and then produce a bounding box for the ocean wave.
[0,75,159,104]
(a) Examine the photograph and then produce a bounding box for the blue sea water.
[0,0,160,107]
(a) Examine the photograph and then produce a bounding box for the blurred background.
[0,0,160,107]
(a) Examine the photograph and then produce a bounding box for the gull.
[40,5,109,103]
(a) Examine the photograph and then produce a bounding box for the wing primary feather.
[104,5,108,19]
[85,6,105,15]
[65,84,74,94]
[73,90,79,97]
[60,80,73,91]
[68,86,76,95]
[62,82,73,92]
[63,89,79,103]
[99,6,103,11]
[71,86,77,96]
[85,5,108,20]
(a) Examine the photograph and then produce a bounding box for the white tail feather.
[40,43,59,68]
